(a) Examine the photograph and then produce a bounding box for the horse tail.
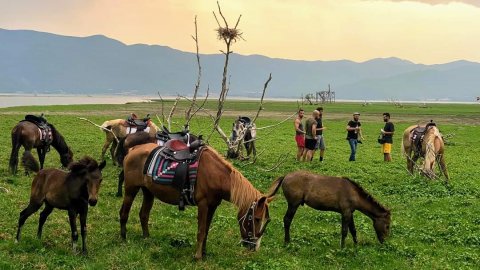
[21,151,40,173]
[265,176,285,197]
[9,125,22,174]
[100,120,114,132]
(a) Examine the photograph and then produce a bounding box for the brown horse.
[268,171,391,248]
[120,143,273,260]
[16,156,106,254]
[10,120,73,175]
[401,124,449,180]
[100,118,159,165]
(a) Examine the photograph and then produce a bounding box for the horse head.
[421,126,443,179]
[69,157,106,206]
[373,211,391,244]
[60,147,74,168]
[238,196,272,251]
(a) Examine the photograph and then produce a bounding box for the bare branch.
[261,153,290,172]
[79,117,119,143]
[216,1,229,29]
[186,87,210,126]
[254,112,297,130]
[234,15,242,29]
[252,73,272,123]
[0,186,10,193]
[167,95,180,131]
[185,15,202,122]
[157,91,166,125]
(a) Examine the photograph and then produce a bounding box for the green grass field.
[0,100,479,269]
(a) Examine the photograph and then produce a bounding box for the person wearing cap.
[380,112,395,162]
[346,112,363,161]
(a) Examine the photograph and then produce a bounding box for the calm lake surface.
[0,94,158,108]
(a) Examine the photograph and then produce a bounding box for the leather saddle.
[23,114,52,146]
[156,126,193,145]
[410,121,436,157]
[126,114,151,131]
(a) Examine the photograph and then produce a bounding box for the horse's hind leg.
[116,170,124,197]
[16,202,42,242]
[120,185,140,239]
[37,204,54,239]
[101,139,112,162]
[139,187,154,238]
[283,203,300,243]
[9,142,21,175]
[110,140,118,166]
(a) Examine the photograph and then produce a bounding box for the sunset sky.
[1,0,479,64]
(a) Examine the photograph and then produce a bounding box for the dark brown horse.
[120,143,273,260]
[15,156,106,254]
[268,171,391,248]
[9,120,73,175]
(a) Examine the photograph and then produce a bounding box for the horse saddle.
[156,126,191,145]
[144,140,204,210]
[410,122,436,157]
[126,114,151,131]
[23,114,52,145]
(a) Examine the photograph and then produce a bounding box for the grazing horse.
[9,120,73,175]
[16,156,106,254]
[268,171,391,248]
[120,143,273,260]
[402,124,449,180]
[100,118,159,165]
[228,116,257,159]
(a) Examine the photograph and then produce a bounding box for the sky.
[1,0,480,64]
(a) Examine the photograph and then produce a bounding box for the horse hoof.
[115,192,122,198]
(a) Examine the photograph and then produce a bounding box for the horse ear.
[99,160,106,171]
[69,162,87,175]
[256,196,267,208]
[267,196,275,203]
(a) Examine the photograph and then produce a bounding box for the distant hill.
[1,28,478,101]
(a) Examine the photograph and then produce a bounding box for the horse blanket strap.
[144,145,203,209]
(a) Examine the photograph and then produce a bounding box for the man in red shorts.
[294,108,306,161]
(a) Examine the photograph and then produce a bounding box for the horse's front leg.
[139,187,154,238]
[439,154,449,181]
[340,213,352,248]
[194,201,208,260]
[68,209,79,253]
[37,147,46,170]
[201,203,220,257]
[79,208,89,255]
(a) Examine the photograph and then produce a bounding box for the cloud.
[378,0,480,7]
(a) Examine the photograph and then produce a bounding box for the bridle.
[238,200,270,246]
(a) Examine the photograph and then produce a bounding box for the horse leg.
[439,154,449,181]
[194,201,209,260]
[37,147,46,170]
[283,203,300,243]
[201,203,220,257]
[9,140,21,175]
[116,170,124,197]
[79,209,88,255]
[16,202,42,242]
[101,139,112,162]
[139,187,154,238]
[110,140,118,166]
[348,213,357,245]
[37,204,54,239]
[119,186,140,240]
[340,212,353,248]
[68,209,79,253]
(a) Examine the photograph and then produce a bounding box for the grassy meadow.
[0,100,479,269]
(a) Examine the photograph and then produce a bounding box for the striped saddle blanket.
[144,146,199,206]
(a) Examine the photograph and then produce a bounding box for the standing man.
[304,110,320,161]
[294,109,306,161]
[381,112,395,162]
[315,107,326,162]
[346,112,362,161]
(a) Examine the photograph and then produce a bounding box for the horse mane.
[68,156,98,177]
[423,126,442,162]
[344,178,390,214]
[203,147,261,211]
[48,124,69,152]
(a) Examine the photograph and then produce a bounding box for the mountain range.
[1,28,478,101]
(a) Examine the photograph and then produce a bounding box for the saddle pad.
[37,127,52,144]
[145,147,198,185]
[126,126,150,134]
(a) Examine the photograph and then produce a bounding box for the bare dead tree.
[185,15,202,121]
[167,95,180,131]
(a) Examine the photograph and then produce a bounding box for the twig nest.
[216,27,243,42]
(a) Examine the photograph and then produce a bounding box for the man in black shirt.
[315,107,326,162]
[381,112,395,162]
[346,112,362,161]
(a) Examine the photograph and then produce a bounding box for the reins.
[238,200,270,246]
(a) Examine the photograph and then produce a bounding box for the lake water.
[0,93,477,108]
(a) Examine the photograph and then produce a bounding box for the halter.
[238,200,270,246]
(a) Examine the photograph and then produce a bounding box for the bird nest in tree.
[216,27,243,42]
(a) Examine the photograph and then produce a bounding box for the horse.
[401,124,449,180]
[15,156,106,255]
[114,128,199,197]
[268,171,391,248]
[119,143,274,260]
[228,116,257,159]
[9,120,73,175]
[100,118,159,165]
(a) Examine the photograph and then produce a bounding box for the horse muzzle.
[88,199,98,206]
